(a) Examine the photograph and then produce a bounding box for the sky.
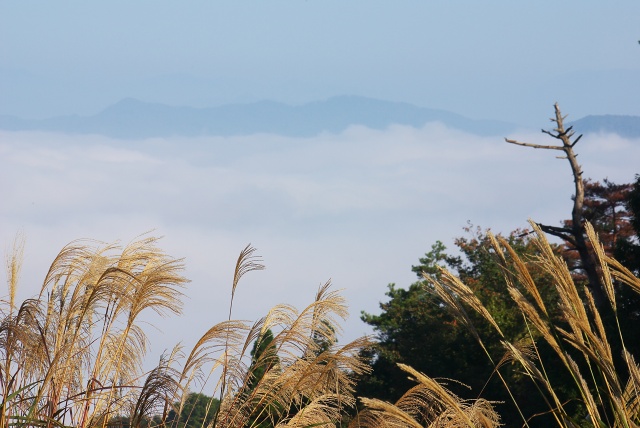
[1,2,639,123]
[1,2,640,365]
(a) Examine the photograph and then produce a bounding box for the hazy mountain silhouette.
[569,115,640,139]
[0,96,515,138]
[0,96,638,139]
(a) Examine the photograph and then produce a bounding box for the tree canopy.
[359,228,572,426]
[359,175,640,426]
[166,393,219,428]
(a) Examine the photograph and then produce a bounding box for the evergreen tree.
[562,178,635,278]
[244,329,281,428]
[615,174,640,275]
[166,393,219,428]
[358,229,575,426]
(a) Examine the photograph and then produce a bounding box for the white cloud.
[85,145,164,164]
[1,127,638,364]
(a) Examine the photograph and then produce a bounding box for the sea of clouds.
[1,123,638,364]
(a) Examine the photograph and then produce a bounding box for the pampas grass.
[1,237,371,428]
[417,221,640,427]
[353,364,500,428]
[5,219,639,428]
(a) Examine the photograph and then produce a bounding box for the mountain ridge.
[0,96,638,139]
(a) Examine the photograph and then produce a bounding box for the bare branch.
[570,134,583,147]
[504,138,563,150]
[558,126,573,137]
[505,103,605,307]
[536,223,572,235]
[537,223,576,247]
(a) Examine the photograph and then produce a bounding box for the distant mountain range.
[570,115,640,139]
[1,96,639,139]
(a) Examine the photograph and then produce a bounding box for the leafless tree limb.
[536,223,577,247]
[504,138,564,150]
[505,103,605,307]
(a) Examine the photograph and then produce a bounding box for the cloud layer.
[1,125,638,361]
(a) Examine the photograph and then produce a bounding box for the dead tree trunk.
[505,103,606,307]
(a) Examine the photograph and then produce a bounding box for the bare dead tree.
[505,103,606,307]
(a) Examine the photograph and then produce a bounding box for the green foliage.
[359,280,485,400]
[609,175,640,367]
[357,173,640,428]
[359,229,574,426]
[559,177,640,372]
[615,174,640,275]
[562,178,636,279]
[424,223,640,427]
[107,415,163,428]
[244,329,282,428]
[248,329,279,392]
[166,393,219,428]
[354,219,640,427]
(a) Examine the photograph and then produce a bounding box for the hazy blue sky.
[1,2,639,122]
